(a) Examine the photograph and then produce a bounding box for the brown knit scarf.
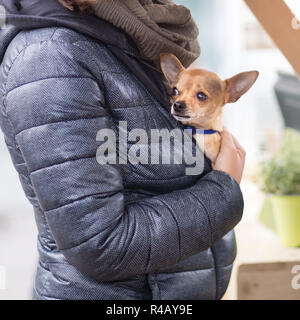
[92,0,200,67]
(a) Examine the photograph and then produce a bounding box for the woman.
[0,0,245,300]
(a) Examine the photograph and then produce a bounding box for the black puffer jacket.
[0,0,243,300]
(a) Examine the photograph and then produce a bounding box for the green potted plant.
[259,129,300,247]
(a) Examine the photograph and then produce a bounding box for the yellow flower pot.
[272,195,300,247]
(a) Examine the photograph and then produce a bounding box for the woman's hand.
[213,129,246,184]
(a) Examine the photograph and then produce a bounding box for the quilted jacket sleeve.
[4,38,244,281]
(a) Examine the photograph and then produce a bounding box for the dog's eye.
[197,92,208,102]
[172,87,180,96]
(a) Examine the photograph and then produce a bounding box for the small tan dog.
[160,53,259,163]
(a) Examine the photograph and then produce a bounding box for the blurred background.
[1,0,300,299]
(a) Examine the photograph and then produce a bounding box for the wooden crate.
[238,262,300,300]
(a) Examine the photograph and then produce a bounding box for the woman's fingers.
[229,131,246,158]
[213,129,246,184]
[219,128,235,148]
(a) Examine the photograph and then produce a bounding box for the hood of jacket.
[0,0,170,107]
[0,0,138,60]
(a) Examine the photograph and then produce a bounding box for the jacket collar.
[1,0,138,54]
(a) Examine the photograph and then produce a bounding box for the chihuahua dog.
[160,53,259,164]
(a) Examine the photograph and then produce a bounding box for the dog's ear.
[225,71,259,103]
[160,53,185,84]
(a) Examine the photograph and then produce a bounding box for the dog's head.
[160,53,259,129]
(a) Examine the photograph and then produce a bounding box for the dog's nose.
[173,101,186,113]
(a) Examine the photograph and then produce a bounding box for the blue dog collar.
[184,126,218,135]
